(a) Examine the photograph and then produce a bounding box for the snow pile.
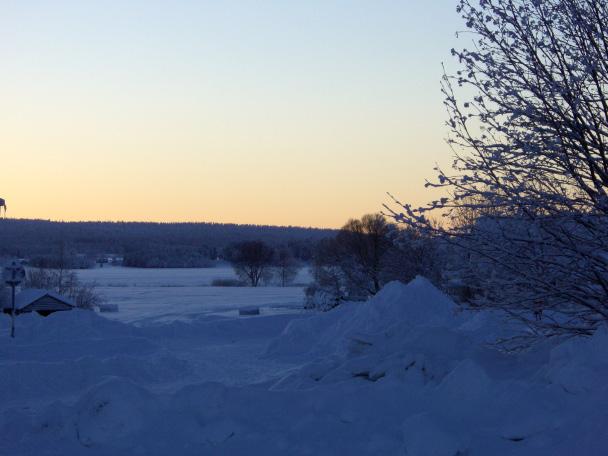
[268,277,481,389]
[543,325,608,394]
[267,277,457,358]
[0,311,192,407]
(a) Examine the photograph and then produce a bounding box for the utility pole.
[3,261,25,338]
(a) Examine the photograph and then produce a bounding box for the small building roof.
[2,289,74,310]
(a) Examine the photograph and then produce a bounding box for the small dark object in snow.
[504,436,525,442]
[352,370,386,382]
[239,307,260,316]
[98,304,119,313]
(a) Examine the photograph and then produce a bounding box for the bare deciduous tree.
[307,215,393,309]
[227,241,274,287]
[305,238,347,311]
[336,214,393,296]
[25,268,102,310]
[273,247,300,287]
[382,224,443,286]
[307,214,441,310]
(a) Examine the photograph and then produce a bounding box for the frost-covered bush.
[388,0,608,342]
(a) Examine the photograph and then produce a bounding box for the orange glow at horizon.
[0,1,458,229]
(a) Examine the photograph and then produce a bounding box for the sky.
[0,0,463,228]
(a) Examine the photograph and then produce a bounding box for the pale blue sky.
[0,1,463,227]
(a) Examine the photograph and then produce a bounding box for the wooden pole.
[10,284,15,338]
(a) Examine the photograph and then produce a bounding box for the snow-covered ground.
[76,265,312,289]
[76,266,311,323]
[1,276,607,455]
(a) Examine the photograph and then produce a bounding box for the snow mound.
[0,354,191,404]
[267,277,459,360]
[370,277,457,327]
[402,413,466,456]
[0,310,158,363]
[437,358,491,399]
[5,309,137,342]
[0,310,193,409]
[543,324,608,394]
[332,277,459,340]
[268,277,473,388]
[74,378,156,447]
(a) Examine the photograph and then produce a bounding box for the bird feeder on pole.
[3,261,25,338]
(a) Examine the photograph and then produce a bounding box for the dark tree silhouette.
[307,214,398,309]
[336,214,393,296]
[273,247,300,287]
[227,241,275,287]
[0,219,333,268]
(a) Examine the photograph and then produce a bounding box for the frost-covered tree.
[388,0,608,342]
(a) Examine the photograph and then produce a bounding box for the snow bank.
[268,277,479,388]
[0,354,191,404]
[0,310,192,409]
[542,325,608,394]
[267,277,458,359]
[74,378,156,447]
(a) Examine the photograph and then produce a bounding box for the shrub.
[211,278,245,287]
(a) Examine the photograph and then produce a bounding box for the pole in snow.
[3,261,25,338]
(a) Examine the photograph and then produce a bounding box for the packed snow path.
[2,278,607,455]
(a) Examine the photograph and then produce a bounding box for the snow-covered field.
[76,266,311,323]
[76,265,313,289]
[2,275,607,455]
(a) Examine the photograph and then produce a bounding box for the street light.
[3,261,25,338]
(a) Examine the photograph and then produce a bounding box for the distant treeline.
[0,219,334,268]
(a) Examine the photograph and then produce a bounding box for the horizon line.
[0,217,338,231]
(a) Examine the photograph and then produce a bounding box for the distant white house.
[2,289,74,317]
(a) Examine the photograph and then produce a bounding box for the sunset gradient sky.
[1,1,463,228]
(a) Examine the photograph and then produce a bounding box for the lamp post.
[3,261,25,338]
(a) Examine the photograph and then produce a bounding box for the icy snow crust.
[2,277,607,455]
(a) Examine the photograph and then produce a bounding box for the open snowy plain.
[1,269,607,455]
[76,266,311,323]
